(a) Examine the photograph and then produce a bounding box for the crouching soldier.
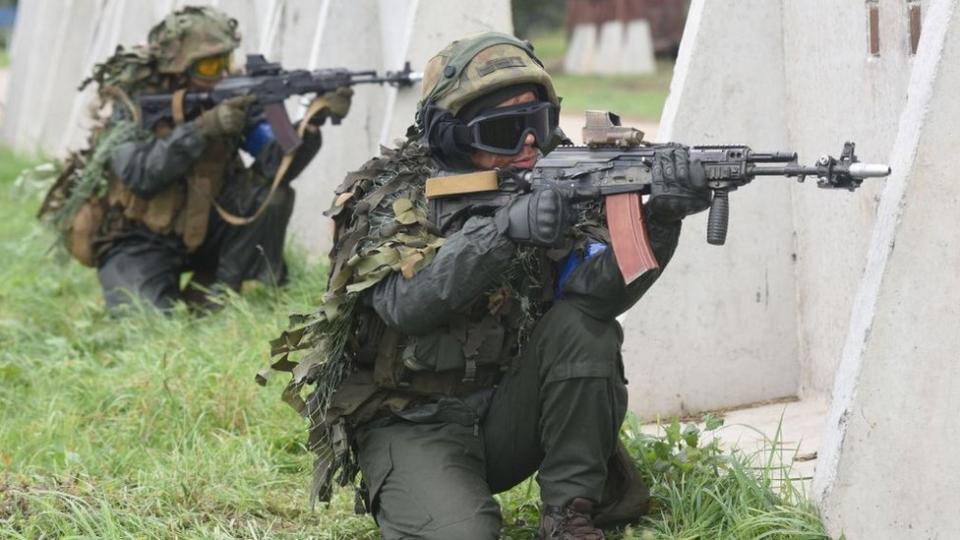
[40,6,350,311]
[264,32,711,539]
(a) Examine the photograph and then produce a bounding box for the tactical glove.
[195,95,256,138]
[495,188,573,248]
[310,87,354,126]
[646,145,712,222]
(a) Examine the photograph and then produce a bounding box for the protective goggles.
[190,53,231,80]
[466,101,559,155]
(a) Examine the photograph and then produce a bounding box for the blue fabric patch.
[241,120,275,157]
[555,240,607,299]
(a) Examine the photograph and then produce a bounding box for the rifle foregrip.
[707,190,729,245]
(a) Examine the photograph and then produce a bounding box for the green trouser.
[97,182,295,311]
[355,301,628,539]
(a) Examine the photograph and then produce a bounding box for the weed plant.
[0,149,829,538]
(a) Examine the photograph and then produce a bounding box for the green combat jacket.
[263,136,681,504]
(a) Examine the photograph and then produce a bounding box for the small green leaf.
[704,413,724,431]
[682,423,700,448]
[665,418,682,445]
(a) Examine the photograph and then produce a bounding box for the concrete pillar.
[280,0,388,256]
[814,0,960,536]
[781,0,916,397]
[592,20,624,74]
[621,19,655,74]
[622,0,796,419]
[563,22,596,75]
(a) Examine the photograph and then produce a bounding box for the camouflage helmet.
[147,6,241,75]
[417,32,558,131]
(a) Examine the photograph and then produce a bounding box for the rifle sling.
[172,89,187,125]
[173,94,333,227]
[424,170,499,199]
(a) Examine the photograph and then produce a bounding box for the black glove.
[646,145,712,222]
[495,188,573,248]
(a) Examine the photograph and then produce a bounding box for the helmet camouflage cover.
[417,31,558,131]
[148,6,241,74]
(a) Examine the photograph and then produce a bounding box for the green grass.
[0,49,8,69]
[0,148,830,538]
[552,64,673,121]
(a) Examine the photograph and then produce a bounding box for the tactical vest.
[104,125,231,253]
[263,137,553,504]
[323,153,551,429]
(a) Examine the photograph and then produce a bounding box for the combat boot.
[539,497,605,540]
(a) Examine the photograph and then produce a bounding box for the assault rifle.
[136,54,422,152]
[425,111,891,284]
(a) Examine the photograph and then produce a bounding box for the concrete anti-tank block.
[563,23,597,75]
[621,19,655,74]
[593,20,625,74]
[624,0,795,419]
[814,0,960,537]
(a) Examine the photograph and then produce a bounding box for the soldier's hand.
[196,95,257,138]
[310,87,354,126]
[495,188,573,248]
[646,145,712,222]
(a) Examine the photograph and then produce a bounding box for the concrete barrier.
[814,0,960,536]
[563,22,597,75]
[593,20,625,74]
[632,0,956,533]
[622,19,655,74]
[0,0,511,256]
[623,0,797,419]
[563,20,654,75]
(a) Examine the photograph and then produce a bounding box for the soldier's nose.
[524,133,535,147]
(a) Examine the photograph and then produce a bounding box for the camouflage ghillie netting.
[259,137,446,504]
[37,46,155,261]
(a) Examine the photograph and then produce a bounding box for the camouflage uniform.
[44,7,336,311]
[266,33,701,539]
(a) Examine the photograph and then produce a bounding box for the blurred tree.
[512,0,565,38]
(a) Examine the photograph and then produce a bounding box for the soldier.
[266,32,709,539]
[42,6,350,311]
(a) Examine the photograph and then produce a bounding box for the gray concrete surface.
[622,20,656,74]
[563,23,596,75]
[813,1,960,536]
[653,0,957,535]
[624,0,799,420]
[782,0,929,397]
[0,68,8,124]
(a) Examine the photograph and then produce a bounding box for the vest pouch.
[400,315,507,381]
[66,198,105,267]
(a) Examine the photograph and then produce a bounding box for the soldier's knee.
[418,513,501,540]
[534,301,624,381]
